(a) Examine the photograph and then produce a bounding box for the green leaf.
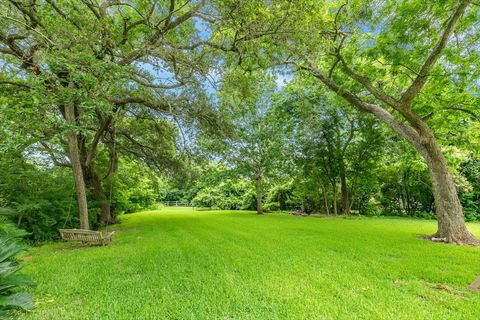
[0,293,34,310]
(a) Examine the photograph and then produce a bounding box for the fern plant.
[0,214,34,319]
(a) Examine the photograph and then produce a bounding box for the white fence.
[162,201,192,207]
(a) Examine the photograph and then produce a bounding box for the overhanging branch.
[399,0,471,106]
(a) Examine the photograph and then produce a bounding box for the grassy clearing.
[19,208,480,319]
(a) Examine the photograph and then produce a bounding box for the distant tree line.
[1,0,479,245]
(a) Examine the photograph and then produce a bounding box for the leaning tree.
[214,0,480,244]
[294,0,479,244]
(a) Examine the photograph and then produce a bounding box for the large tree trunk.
[402,170,412,214]
[302,0,478,245]
[84,165,113,225]
[421,134,478,245]
[332,182,338,215]
[308,63,479,244]
[339,167,350,214]
[77,120,115,226]
[321,183,329,215]
[65,105,89,230]
[380,109,479,243]
[256,176,263,214]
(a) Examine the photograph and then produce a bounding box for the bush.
[0,158,81,241]
[265,180,302,211]
[108,159,167,215]
[461,192,479,222]
[364,199,382,217]
[412,211,436,220]
[192,179,256,210]
[263,202,280,212]
[459,156,480,222]
[0,217,35,318]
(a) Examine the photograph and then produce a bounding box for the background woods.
[0,0,479,245]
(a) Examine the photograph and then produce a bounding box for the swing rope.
[63,181,76,228]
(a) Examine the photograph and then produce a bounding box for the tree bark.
[339,166,350,214]
[332,182,338,215]
[256,176,263,214]
[65,105,89,230]
[84,165,113,225]
[77,121,115,226]
[321,183,329,215]
[303,60,479,244]
[420,132,479,245]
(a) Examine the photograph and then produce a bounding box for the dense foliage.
[165,74,480,221]
[0,153,164,240]
[0,216,34,318]
[0,0,479,244]
[180,137,480,221]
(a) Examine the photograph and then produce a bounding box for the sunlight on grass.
[20,208,480,319]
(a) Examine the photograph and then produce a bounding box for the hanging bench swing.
[59,112,120,247]
[59,183,116,246]
[58,174,116,247]
[59,229,115,246]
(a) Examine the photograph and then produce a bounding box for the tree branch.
[0,80,32,88]
[38,141,71,167]
[85,115,113,168]
[0,14,55,45]
[119,0,204,65]
[338,55,401,109]
[131,75,185,89]
[45,0,83,31]
[298,61,429,159]
[444,105,480,120]
[108,96,170,113]
[399,0,471,106]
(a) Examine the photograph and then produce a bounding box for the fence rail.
[162,201,192,207]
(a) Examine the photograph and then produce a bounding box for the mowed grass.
[19,208,480,319]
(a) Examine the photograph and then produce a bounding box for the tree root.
[425,232,480,246]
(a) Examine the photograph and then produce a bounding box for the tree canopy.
[1,0,479,245]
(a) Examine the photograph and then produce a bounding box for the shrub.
[411,211,436,220]
[462,192,480,221]
[263,202,280,212]
[0,158,80,241]
[0,217,35,318]
[364,199,382,217]
[192,179,256,210]
[265,180,300,211]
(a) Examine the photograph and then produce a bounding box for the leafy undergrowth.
[19,208,480,319]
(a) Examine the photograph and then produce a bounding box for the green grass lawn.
[19,208,480,319]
